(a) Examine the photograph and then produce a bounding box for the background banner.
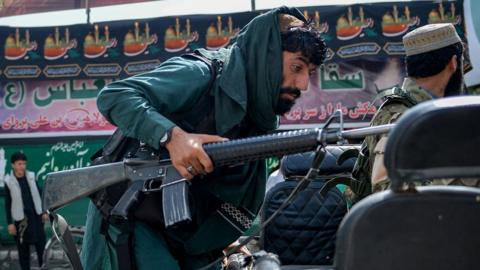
[1,78,115,137]
[0,0,466,136]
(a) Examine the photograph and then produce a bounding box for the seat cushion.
[335,186,480,270]
[262,179,347,265]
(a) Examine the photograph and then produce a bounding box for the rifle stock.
[43,162,126,211]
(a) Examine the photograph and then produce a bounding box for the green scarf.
[179,8,309,255]
[198,6,307,134]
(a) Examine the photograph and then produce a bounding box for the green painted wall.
[0,138,279,245]
[0,138,105,244]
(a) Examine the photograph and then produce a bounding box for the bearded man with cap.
[352,23,480,199]
[80,7,327,270]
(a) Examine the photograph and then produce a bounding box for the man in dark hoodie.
[81,7,327,270]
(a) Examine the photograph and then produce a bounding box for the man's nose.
[296,76,309,91]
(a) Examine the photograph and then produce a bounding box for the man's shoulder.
[26,171,35,179]
[147,55,215,90]
[3,173,14,183]
[402,78,434,103]
[161,55,213,75]
[372,101,409,126]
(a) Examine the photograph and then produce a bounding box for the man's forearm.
[97,86,177,149]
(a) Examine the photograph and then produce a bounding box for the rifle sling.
[62,227,83,270]
[52,214,84,270]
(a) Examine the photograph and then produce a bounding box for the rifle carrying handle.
[110,180,144,220]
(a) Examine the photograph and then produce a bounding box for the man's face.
[275,51,317,115]
[12,160,26,175]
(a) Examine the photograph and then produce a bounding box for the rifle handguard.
[204,129,320,166]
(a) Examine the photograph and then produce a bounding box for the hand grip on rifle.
[110,180,145,220]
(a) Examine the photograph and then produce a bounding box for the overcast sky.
[0,0,413,27]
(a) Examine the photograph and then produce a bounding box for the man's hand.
[7,224,16,236]
[224,240,251,256]
[166,127,226,180]
[42,213,49,224]
[222,240,252,266]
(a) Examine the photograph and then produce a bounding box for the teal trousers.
[81,202,220,270]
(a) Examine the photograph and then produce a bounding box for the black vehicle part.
[261,146,358,265]
[335,96,480,270]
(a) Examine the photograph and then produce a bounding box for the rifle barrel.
[203,129,320,166]
[203,124,394,167]
[340,124,395,140]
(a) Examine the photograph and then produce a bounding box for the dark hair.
[11,152,27,164]
[405,42,464,78]
[281,21,327,66]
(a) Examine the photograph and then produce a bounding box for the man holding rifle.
[81,7,327,270]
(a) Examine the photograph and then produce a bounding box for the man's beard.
[274,87,301,115]
[444,63,464,97]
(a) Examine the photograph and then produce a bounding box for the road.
[1,245,72,270]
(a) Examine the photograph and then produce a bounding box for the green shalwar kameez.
[81,6,306,270]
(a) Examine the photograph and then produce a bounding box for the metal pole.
[340,124,395,139]
[251,0,256,11]
[86,0,91,24]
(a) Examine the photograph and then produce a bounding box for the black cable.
[198,111,343,270]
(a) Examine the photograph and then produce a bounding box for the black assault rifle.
[43,122,393,227]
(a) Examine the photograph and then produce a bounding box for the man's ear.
[448,55,458,73]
